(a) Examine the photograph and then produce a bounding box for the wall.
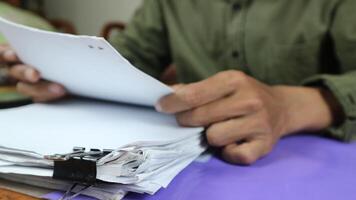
[43,0,142,35]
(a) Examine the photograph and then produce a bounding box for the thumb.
[170,84,185,91]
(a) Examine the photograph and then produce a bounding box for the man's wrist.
[272,85,342,137]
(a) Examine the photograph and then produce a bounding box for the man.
[1,0,355,165]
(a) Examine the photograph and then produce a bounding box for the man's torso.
[161,0,342,84]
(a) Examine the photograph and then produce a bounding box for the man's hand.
[0,45,66,102]
[157,70,340,165]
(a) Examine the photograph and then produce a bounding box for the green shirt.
[111,0,356,141]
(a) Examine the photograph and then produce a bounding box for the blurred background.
[2,0,142,35]
[44,0,141,35]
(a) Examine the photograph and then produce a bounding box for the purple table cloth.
[44,135,356,200]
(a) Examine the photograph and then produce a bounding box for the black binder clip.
[45,147,113,184]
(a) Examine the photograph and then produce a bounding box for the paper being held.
[0,17,171,106]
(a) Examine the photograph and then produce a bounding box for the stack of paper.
[0,99,206,199]
[0,18,206,199]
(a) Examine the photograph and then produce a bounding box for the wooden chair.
[3,0,20,7]
[48,19,76,34]
[101,21,126,40]
[101,21,177,85]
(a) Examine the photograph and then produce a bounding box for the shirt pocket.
[266,41,321,85]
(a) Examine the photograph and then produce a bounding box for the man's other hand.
[0,44,66,102]
[156,70,339,165]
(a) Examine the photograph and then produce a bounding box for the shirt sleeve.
[302,0,356,142]
[109,0,171,78]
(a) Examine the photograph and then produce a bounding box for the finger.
[3,49,18,62]
[0,45,18,62]
[17,82,66,102]
[176,95,261,126]
[222,140,268,165]
[157,71,246,114]
[170,84,185,91]
[205,117,259,147]
[8,64,40,83]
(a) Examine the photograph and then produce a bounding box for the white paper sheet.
[0,99,202,156]
[0,17,171,106]
[0,165,52,177]
[0,160,12,166]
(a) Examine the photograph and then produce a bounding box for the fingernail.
[49,84,64,95]
[4,50,16,59]
[25,69,37,81]
[155,103,163,112]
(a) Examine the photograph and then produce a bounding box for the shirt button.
[232,3,241,12]
[232,50,240,58]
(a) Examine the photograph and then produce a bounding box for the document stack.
[0,18,206,199]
